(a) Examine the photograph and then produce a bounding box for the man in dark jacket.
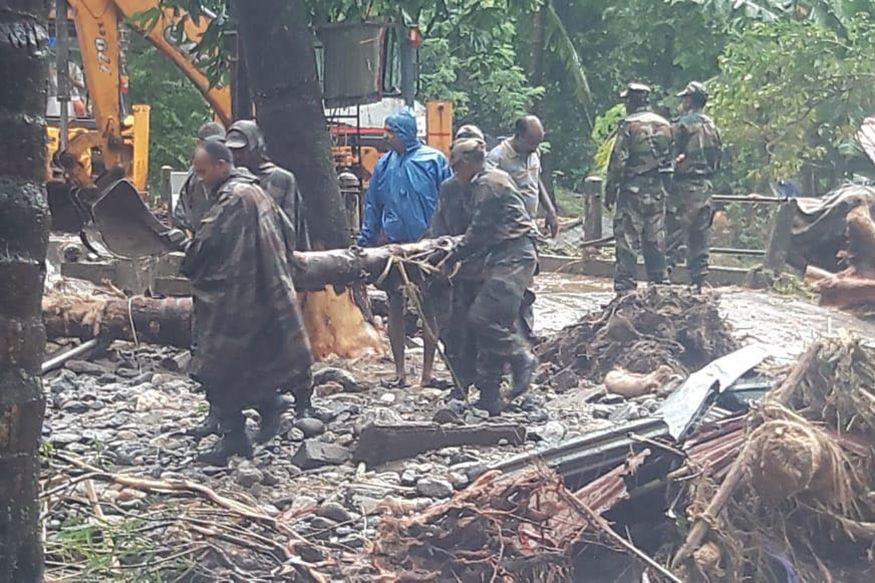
[225,119,309,250]
[182,140,314,465]
[426,125,486,396]
[441,138,540,415]
[172,121,226,233]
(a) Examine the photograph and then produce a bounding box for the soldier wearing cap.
[439,138,540,415]
[226,120,308,250]
[425,126,486,396]
[605,82,673,293]
[667,81,722,291]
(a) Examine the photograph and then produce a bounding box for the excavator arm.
[111,0,231,124]
[60,0,231,189]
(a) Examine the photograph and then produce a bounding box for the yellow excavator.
[48,0,232,193]
[48,0,453,247]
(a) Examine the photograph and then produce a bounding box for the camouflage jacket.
[454,168,536,268]
[673,111,722,178]
[257,162,309,250]
[606,109,673,199]
[181,170,313,401]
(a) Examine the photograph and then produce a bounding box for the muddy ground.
[40,274,875,579]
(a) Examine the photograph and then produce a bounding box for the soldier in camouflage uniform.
[667,82,722,290]
[226,120,309,250]
[605,82,674,294]
[441,139,539,416]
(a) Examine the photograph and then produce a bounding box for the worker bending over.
[440,138,539,416]
[357,109,451,388]
[426,125,487,397]
[180,140,314,465]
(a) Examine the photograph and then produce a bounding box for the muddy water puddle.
[533,273,875,362]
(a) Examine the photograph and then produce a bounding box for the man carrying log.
[440,138,540,415]
[427,125,487,397]
[357,109,451,388]
[181,140,315,464]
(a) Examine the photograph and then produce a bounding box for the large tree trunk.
[236,0,382,359]
[236,0,347,250]
[44,238,455,348]
[0,0,49,579]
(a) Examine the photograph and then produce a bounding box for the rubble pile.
[538,286,737,382]
[676,336,875,582]
[355,469,584,581]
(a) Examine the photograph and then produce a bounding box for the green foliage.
[420,18,543,132]
[711,16,875,189]
[590,103,625,177]
[127,36,211,191]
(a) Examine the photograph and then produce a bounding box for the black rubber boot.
[198,414,252,466]
[188,403,221,439]
[294,390,314,418]
[473,383,503,417]
[508,350,539,401]
[255,393,287,443]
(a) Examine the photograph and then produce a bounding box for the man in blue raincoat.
[358,109,452,387]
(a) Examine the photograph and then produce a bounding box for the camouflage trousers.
[613,184,667,293]
[467,238,537,401]
[666,178,713,286]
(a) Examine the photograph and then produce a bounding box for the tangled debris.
[675,335,875,582]
[538,286,738,382]
[356,469,581,581]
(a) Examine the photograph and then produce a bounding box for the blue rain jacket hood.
[357,109,452,246]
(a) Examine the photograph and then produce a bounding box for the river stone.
[294,417,326,438]
[317,502,353,523]
[416,477,454,499]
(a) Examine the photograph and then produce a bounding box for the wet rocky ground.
[40,274,875,579]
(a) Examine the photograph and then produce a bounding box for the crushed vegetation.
[691,335,875,582]
[538,286,738,381]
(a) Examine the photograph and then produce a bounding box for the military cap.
[677,81,708,100]
[620,82,651,98]
[450,137,486,164]
[225,119,265,152]
[455,124,485,141]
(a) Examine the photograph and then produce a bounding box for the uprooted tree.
[0,0,49,579]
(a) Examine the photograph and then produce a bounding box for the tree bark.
[0,1,49,579]
[236,0,348,250]
[44,238,456,347]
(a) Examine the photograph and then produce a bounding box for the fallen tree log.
[43,238,456,347]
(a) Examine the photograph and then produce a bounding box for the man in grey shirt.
[485,115,559,238]
[485,115,558,343]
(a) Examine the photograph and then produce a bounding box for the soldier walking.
[667,82,722,291]
[605,82,674,294]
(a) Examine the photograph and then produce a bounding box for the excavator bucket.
[90,179,173,258]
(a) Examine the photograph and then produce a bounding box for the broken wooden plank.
[354,422,526,466]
